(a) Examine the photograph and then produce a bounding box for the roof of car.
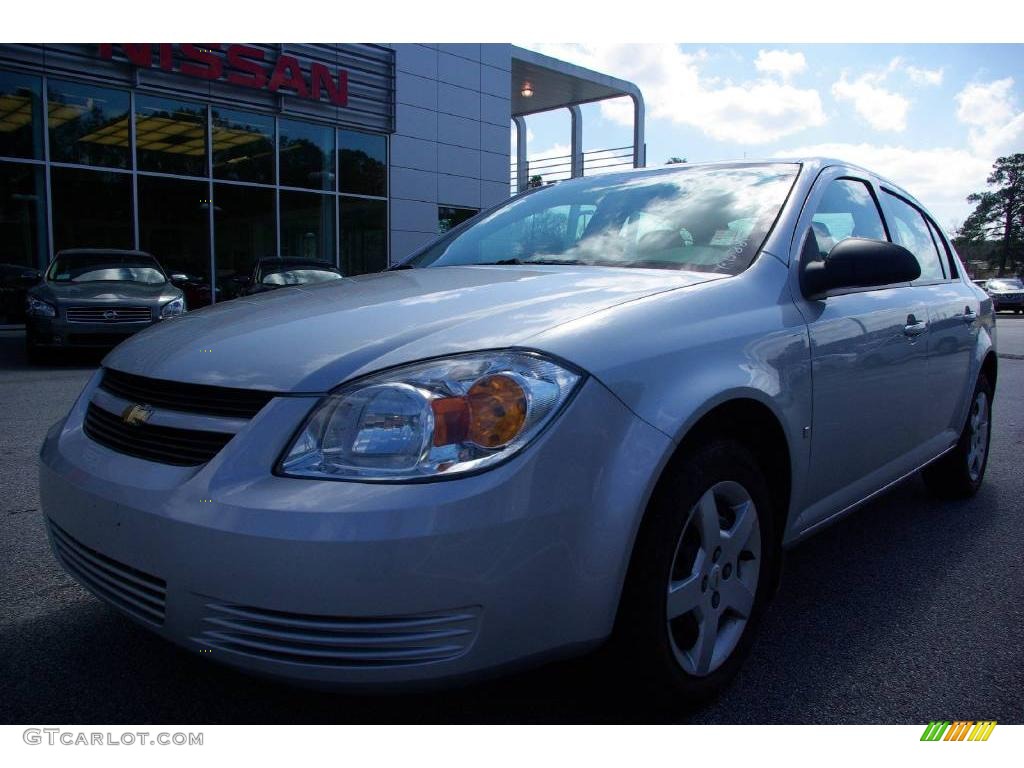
[257,258,341,269]
[54,249,157,258]
[542,157,925,214]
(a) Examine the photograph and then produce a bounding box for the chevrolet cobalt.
[40,159,996,699]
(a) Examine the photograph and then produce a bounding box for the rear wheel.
[610,439,776,702]
[922,373,992,498]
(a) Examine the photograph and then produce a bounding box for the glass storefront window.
[0,161,46,267]
[214,183,275,301]
[340,198,387,275]
[48,79,130,168]
[280,191,336,263]
[338,129,386,197]
[50,167,132,252]
[279,118,334,190]
[135,95,207,177]
[438,205,478,234]
[138,175,212,307]
[212,108,274,184]
[0,71,43,159]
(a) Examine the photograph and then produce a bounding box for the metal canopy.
[510,45,640,117]
[509,46,646,190]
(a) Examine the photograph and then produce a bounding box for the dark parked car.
[25,249,185,361]
[985,277,1024,313]
[241,258,343,295]
[0,262,42,323]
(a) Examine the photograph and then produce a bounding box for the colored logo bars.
[920,721,997,741]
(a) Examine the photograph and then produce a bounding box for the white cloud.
[905,65,943,86]
[955,77,1024,157]
[526,43,826,145]
[831,71,910,132]
[772,142,992,227]
[754,50,807,80]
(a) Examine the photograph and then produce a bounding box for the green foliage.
[955,153,1024,276]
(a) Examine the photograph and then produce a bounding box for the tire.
[24,332,43,364]
[609,439,777,703]
[922,373,993,498]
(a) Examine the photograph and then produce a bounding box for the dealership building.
[0,43,644,313]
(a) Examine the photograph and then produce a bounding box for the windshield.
[988,278,1023,290]
[407,164,799,274]
[263,268,342,286]
[47,253,166,285]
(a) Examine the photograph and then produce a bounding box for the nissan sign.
[99,44,349,106]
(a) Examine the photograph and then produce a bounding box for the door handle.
[904,314,928,337]
[962,306,977,324]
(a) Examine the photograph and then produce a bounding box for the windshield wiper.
[477,258,583,266]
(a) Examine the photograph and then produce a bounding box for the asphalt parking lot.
[2,317,1023,724]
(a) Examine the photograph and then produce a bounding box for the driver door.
[791,169,930,531]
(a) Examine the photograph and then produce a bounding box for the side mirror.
[801,237,920,299]
[170,273,188,282]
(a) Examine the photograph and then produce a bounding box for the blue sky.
[516,44,1024,230]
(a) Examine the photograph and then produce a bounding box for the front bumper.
[27,316,154,348]
[39,373,671,688]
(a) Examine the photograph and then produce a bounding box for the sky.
[514,44,1024,232]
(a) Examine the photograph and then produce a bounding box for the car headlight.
[26,297,56,318]
[160,296,186,318]
[279,351,582,481]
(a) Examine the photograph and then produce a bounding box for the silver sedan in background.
[39,159,995,700]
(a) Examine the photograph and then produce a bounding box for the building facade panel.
[0,41,546,315]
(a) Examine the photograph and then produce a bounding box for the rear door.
[879,189,979,447]
[790,168,931,530]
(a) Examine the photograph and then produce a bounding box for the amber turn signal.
[467,374,528,448]
[429,374,529,449]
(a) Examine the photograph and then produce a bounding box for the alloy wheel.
[967,390,990,483]
[666,480,761,677]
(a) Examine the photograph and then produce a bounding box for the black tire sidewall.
[613,439,777,701]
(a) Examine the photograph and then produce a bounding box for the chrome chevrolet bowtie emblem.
[121,404,153,426]
[103,310,119,320]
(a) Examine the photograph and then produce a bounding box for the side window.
[807,178,886,260]
[925,217,958,279]
[880,191,946,282]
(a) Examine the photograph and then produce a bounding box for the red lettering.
[225,45,267,89]
[267,55,309,99]
[159,43,173,71]
[180,44,223,80]
[98,44,348,106]
[310,63,348,106]
[99,44,155,67]
[121,44,155,67]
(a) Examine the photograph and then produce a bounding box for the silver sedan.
[39,159,995,699]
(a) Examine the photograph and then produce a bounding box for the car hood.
[36,280,180,304]
[104,265,721,392]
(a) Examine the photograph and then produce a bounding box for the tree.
[958,153,1024,276]
[528,174,544,188]
[665,156,687,165]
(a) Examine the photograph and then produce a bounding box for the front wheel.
[922,373,993,498]
[610,439,776,702]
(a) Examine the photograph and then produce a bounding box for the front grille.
[195,602,481,668]
[100,367,275,419]
[48,520,166,626]
[66,306,151,323]
[84,402,233,466]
